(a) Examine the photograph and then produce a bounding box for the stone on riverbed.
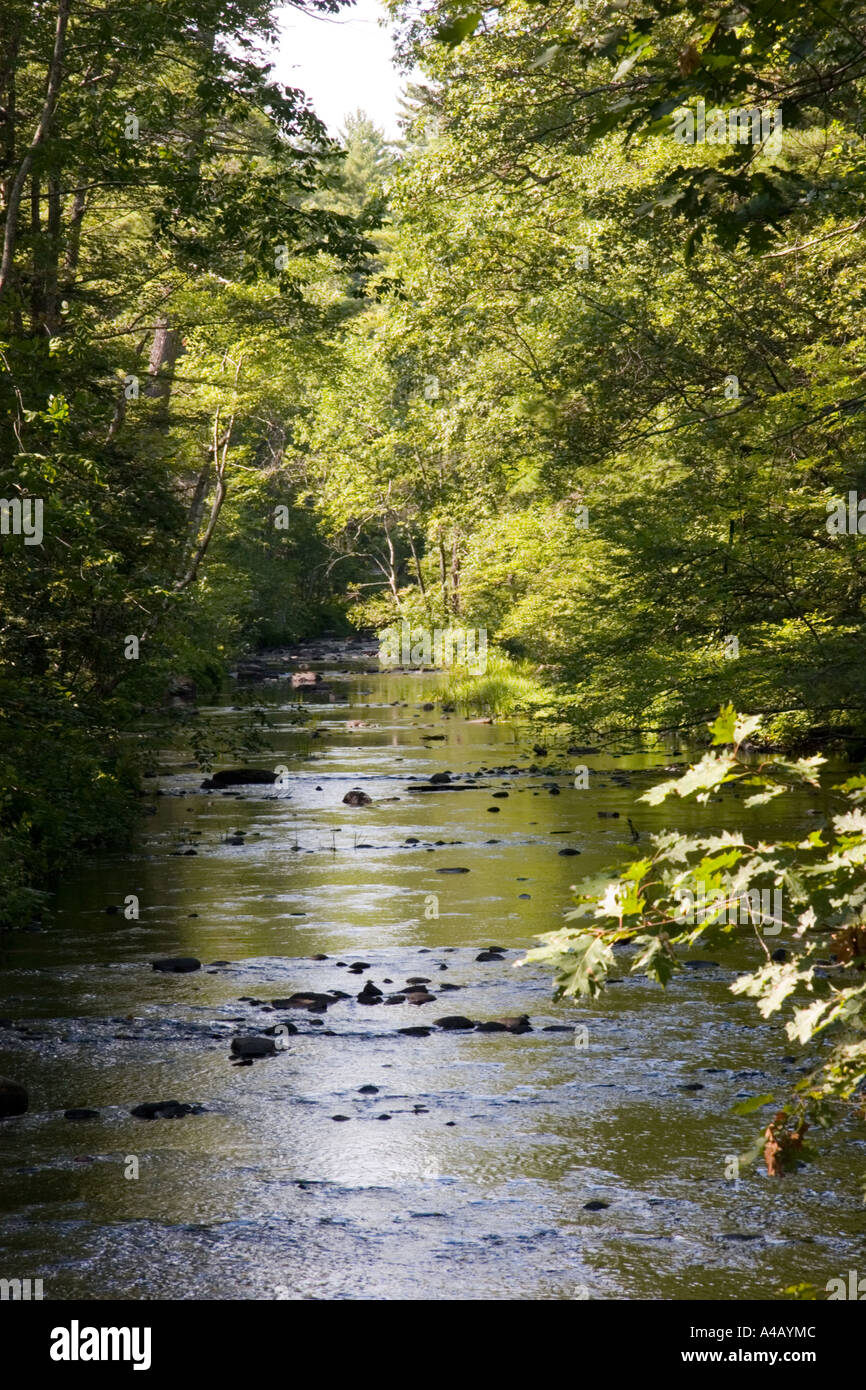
[435,1016,476,1030]
[152,957,201,973]
[405,988,436,1005]
[130,1101,205,1119]
[343,789,372,806]
[201,768,277,789]
[358,981,383,1004]
[271,993,333,1012]
[230,1036,279,1059]
[0,1078,28,1119]
[477,1015,532,1034]
[64,1108,100,1120]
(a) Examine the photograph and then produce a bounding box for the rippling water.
[1,639,864,1299]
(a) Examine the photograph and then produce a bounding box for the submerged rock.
[0,1078,28,1119]
[230,1036,278,1058]
[271,993,333,1012]
[201,768,277,789]
[130,1101,205,1119]
[405,988,436,1005]
[151,957,201,973]
[64,1108,100,1121]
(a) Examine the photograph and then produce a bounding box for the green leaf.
[732,1093,774,1115]
[434,12,481,47]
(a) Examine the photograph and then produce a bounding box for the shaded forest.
[3,0,866,929]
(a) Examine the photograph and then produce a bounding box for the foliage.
[0,0,373,924]
[522,706,866,1174]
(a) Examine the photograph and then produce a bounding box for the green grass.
[443,651,548,717]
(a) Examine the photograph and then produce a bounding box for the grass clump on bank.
[443,651,549,717]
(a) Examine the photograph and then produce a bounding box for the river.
[1,637,863,1300]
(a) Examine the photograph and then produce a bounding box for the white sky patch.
[274,0,407,139]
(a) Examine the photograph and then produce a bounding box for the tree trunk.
[0,0,71,303]
[145,314,182,402]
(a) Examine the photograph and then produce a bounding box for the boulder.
[343,789,372,806]
[291,670,321,688]
[201,768,277,789]
[151,957,201,973]
[483,1015,532,1034]
[230,1036,278,1059]
[130,1101,205,1119]
[166,674,196,706]
[434,1015,476,1030]
[271,993,333,1012]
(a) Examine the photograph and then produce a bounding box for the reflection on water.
[1,641,864,1300]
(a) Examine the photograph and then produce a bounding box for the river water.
[1,638,864,1300]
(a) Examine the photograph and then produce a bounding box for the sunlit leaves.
[526,710,866,1172]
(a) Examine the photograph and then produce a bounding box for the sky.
[274,1,408,140]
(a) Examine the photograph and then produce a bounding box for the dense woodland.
[3,0,866,931]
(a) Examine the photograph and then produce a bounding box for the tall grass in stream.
[444,652,547,717]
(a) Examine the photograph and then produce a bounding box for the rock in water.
[130,1101,205,1119]
[291,671,321,688]
[230,1036,278,1059]
[64,1108,100,1120]
[201,768,277,789]
[166,674,196,706]
[0,1078,28,1118]
[151,957,201,973]
[271,993,333,1012]
[343,789,372,806]
[434,1016,476,1030]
